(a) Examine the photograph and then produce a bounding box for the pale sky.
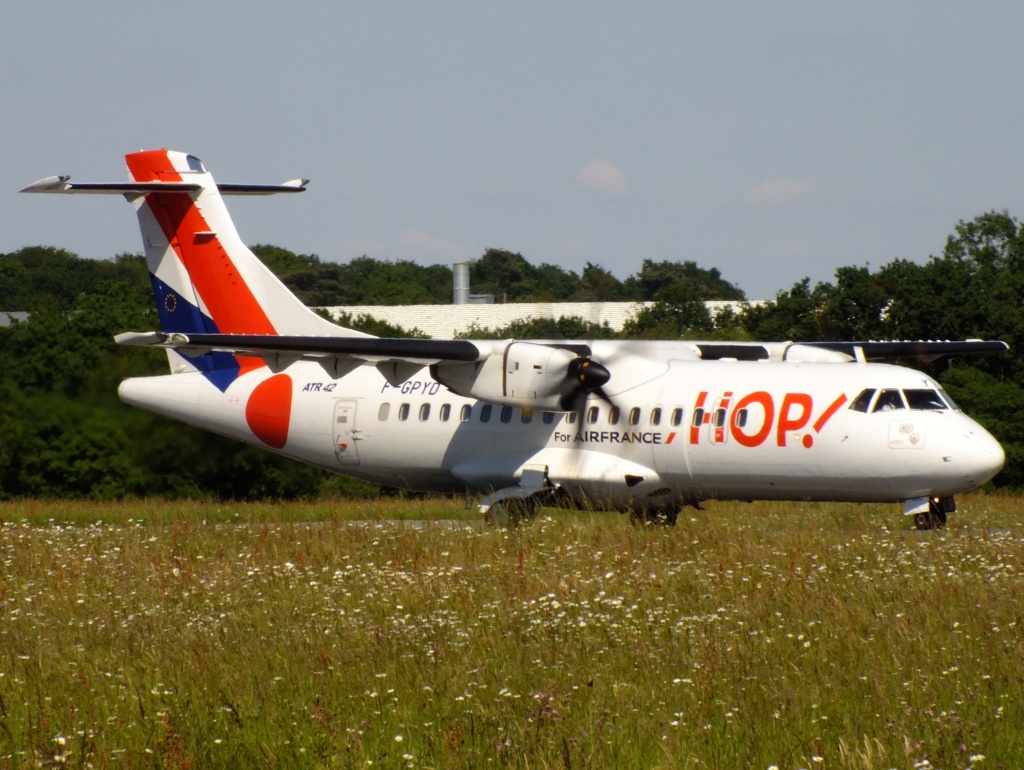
[3,3,1023,299]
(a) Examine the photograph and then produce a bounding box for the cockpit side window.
[850,389,876,412]
[186,155,206,173]
[872,389,906,412]
[938,388,960,411]
[904,389,948,410]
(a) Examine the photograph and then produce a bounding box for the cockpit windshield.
[850,387,952,413]
[850,388,875,412]
[903,389,948,410]
[873,389,905,412]
[186,155,206,173]
[938,388,959,410]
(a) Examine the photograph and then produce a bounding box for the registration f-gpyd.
[22,151,1008,529]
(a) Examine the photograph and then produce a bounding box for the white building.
[320,301,755,339]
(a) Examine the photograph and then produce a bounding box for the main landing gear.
[479,464,555,528]
[485,497,542,528]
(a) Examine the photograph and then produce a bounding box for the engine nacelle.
[782,343,854,363]
[431,341,583,410]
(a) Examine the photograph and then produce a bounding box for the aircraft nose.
[959,425,1005,487]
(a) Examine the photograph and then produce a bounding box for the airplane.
[22,150,1008,530]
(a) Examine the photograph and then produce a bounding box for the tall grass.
[0,494,1020,768]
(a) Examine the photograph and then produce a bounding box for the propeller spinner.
[560,357,612,411]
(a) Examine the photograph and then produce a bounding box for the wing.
[798,339,1009,362]
[116,331,481,365]
[689,339,1008,363]
[115,332,611,409]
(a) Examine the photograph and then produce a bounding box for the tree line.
[0,211,1021,498]
[251,244,746,306]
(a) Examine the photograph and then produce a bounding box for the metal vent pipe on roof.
[453,262,470,305]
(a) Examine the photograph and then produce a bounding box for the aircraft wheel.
[485,498,539,528]
[914,503,948,531]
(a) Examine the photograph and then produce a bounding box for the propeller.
[559,356,612,412]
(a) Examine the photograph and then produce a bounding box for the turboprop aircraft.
[22,150,1008,529]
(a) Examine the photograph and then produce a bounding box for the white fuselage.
[119,343,1005,511]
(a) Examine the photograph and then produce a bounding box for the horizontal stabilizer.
[21,177,306,195]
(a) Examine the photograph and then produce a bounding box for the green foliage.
[627,258,747,301]
[332,311,428,338]
[623,282,715,339]
[0,247,150,312]
[250,243,322,276]
[258,245,742,307]
[269,247,454,306]
[458,315,618,340]
[581,261,637,301]
[468,248,626,302]
[741,277,827,341]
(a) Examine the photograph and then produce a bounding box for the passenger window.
[566,412,578,425]
[691,408,705,428]
[629,407,641,426]
[398,403,410,421]
[521,409,533,424]
[480,404,492,423]
[670,408,683,427]
[904,389,947,410]
[378,403,390,421]
[501,406,513,423]
[608,406,621,425]
[542,411,555,424]
[460,404,472,422]
[872,389,905,412]
[587,406,599,424]
[850,389,876,413]
[650,407,662,426]
[419,403,431,421]
[439,404,451,422]
[735,408,748,428]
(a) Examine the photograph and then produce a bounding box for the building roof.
[320,300,754,339]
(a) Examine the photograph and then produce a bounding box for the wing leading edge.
[115,332,1007,367]
[803,339,1009,360]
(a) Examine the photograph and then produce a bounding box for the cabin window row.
[376,403,691,427]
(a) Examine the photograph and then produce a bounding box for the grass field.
[0,494,1021,768]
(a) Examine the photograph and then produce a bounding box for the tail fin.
[24,150,370,389]
[126,150,346,340]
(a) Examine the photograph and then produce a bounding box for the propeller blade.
[594,386,615,407]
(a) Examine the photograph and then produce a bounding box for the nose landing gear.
[911,496,954,530]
